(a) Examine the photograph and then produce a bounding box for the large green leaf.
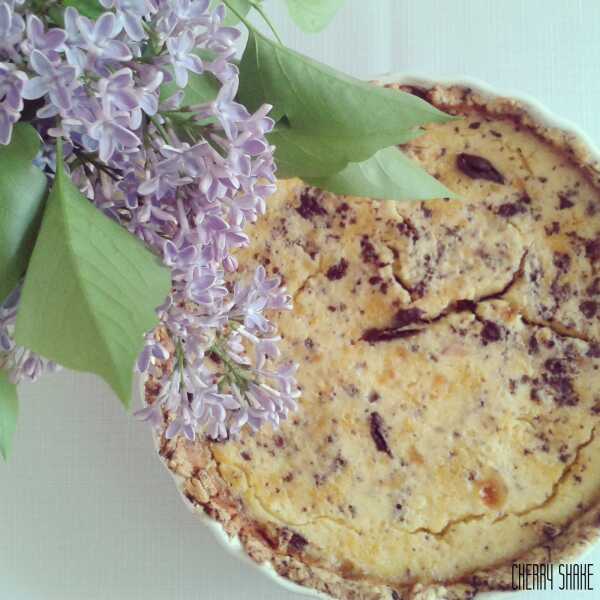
[239,31,452,137]
[283,0,345,33]
[0,370,18,461]
[270,121,423,179]
[0,123,48,303]
[306,146,456,201]
[15,143,171,408]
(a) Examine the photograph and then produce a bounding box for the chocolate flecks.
[558,194,575,210]
[274,435,285,448]
[402,85,429,101]
[420,204,433,219]
[553,252,571,272]
[391,591,401,600]
[288,532,308,553]
[545,221,561,236]
[585,238,600,263]
[587,343,600,358]
[468,122,481,129]
[304,337,315,350]
[580,300,598,319]
[369,412,393,457]
[207,350,221,364]
[362,327,421,343]
[542,524,561,540]
[456,153,505,184]
[497,202,525,218]
[241,451,252,461]
[184,491,200,506]
[369,391,381,403]
[326,258,349,281]
[528,335,540,355]
[481,320,502,344]
[360,236,380,265]
[540,357,579,405]
[394,308,425,329]
[396,219,420,242]
[296,188,327,220]
[454,299,478,312]
[587,278,600,296]
[544,358,566,375]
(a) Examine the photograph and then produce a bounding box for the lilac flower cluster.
[0,0,299,440]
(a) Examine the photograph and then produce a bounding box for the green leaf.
[283,0,345,33]
[160,49,222,107]
[238,30,456,199]
[0,123,48,303]
[47,6,66,27]
[269,121,423,178]
[0,370,18,461]
[306,146,455,202]
[160,70,221,106]
[63,0,104,19]
[239,31,452,135]
[15,143,171,408]
[213,0,253,26]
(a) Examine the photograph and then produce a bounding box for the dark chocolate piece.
[456,153,505,184]
[369,412,393,457]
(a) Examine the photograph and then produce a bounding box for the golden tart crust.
[149,84,600,600]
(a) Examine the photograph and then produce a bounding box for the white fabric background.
[2,1,600,599]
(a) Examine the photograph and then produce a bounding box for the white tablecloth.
[2,1,600,598]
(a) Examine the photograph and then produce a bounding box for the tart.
[150,84,600,599]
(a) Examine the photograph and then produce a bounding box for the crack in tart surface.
[150,84,600,599]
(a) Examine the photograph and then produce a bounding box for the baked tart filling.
[152,85,600,599]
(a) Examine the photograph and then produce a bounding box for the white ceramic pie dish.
[140,74,600,600]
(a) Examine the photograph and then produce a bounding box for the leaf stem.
[72,148,121,181]
[222,0,255,31]
[208,337,252,393]
[223,0,283,45]
[176,340,185,388]
[150,115,170,144]
[249,1,283,45]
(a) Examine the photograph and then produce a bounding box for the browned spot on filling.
[408,445,424,465]
[477,477,508,508]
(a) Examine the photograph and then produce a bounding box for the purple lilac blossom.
[0,0,299,441]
